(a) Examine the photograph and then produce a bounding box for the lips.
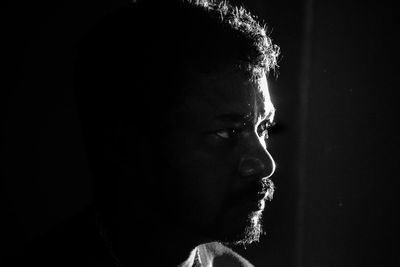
[250,192,268,211]
[243,196,268,212]
[232,179,274,208]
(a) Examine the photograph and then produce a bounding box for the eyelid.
[266,120,276,128]
[262,119,275,128]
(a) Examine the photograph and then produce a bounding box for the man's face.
[159,67,276,244]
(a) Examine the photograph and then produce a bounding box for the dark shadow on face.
[115,66,278,245]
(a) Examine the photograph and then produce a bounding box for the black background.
[3,0,399,266]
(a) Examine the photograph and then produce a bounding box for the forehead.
[178,69,275,125]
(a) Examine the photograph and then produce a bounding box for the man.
[22,0,280,266]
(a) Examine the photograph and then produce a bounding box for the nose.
[238,139,276,180]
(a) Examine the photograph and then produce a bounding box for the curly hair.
[184,0,280,77]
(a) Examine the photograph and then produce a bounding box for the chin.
[231,210,264,246]
[215,208,265,246]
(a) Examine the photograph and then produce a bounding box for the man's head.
[75,0,279,247]
[159,66,277,245]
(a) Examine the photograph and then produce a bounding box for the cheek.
[165,145,238,220]
[174,150,232,198]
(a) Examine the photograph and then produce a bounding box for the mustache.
[229,178,276,207]
[261,177,275,201]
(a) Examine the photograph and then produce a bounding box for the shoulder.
[199,242,255,267]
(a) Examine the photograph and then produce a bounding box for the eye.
[215,128,239,139]
[257,120,275,139]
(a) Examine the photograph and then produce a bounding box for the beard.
[224,177,275,246]
[232,209,264,246]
